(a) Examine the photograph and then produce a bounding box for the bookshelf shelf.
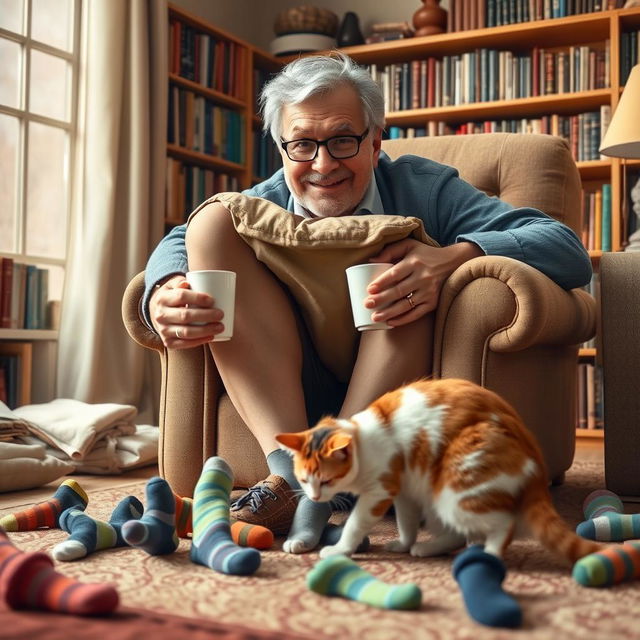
[168,73,246,109]
[0,329,58,341]
[166,143,246,172]
[576,428,604,438]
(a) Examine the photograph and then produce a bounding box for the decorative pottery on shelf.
[270,5,339,57]
[336,11,365,47]
[412,0,447,36]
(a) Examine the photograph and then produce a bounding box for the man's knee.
[186,202,243,260]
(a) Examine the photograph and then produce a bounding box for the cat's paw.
[319,544,351,559]
[283,537,315,554]
[384,539,411,553]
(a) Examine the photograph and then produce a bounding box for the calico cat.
[275,378,603,561]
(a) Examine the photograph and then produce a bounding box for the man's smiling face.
[279,83,382,218]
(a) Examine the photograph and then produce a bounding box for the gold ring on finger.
[406,292,416,310]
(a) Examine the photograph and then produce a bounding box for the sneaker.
[230,474,299,535]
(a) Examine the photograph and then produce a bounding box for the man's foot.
[230,475,298,535]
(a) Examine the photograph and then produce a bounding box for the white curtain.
[56,0,167,423]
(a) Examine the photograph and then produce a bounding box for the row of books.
[0,342,31,409]
[620,30,640,84]
[169,18,245,99]
[0,258,50,330]
[253,131,282,181]
[447,0,625,32]
[581,184,612,252]
[165,158,240,225]
[384,107,608,163]
[368,44,609,113]
[576,362,603,430]
[253,68,273,114]
[168,86,245,164]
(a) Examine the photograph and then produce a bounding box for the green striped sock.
[573,541,640,587]
[190,457,261,576]
[307,555,421,610]
[576,490,640,541]
[53,496,143,561]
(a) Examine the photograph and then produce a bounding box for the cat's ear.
[275,432,305,452]
[327,433,352,460]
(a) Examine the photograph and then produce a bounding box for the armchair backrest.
[381,133,581,234]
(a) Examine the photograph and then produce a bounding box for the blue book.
[601,183,611,252]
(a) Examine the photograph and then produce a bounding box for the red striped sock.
[0,528,118,615]
[0,479,88,531]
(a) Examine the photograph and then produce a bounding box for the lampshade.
[599,64,640,158]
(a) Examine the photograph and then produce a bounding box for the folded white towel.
[14,398,137,460]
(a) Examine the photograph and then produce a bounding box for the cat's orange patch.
[458,490,518,513]
[408,429,431,473]
[371,498,393,518]
[370,388,403,428]
[378,451,405,497]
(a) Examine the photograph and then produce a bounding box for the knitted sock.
[576,489,640,542]
[174,493,193,538]
[572,541,640,587]
[319,523,370,553]
[190,457,261,575]
[0,527,118,615]
[121,477,179,555]
[0,479,88,531]
[452,545,522,628]
[267,448,331,554]
[53,496,144,561]
[307,555,421,610]
[173,492,273,549]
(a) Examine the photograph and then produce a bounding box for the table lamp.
[599,63,640,251]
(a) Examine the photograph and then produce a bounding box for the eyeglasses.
[280,128,370,162]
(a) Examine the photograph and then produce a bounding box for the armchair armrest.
[435,256,595,362]
[121,270,225,496]
[121,271,164,352]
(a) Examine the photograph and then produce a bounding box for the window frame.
[0,0,81,291]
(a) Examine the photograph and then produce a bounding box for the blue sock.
[452,545,522,629]
[190,457,261,576]
[54,496,143,561]
[121,476,179,555]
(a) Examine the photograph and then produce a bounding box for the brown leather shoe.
[230,475,299,535]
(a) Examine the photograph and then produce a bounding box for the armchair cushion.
[187,191,438,381]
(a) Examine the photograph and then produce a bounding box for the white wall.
[171,0,449,51]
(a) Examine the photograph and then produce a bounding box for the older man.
[142,53,591,553]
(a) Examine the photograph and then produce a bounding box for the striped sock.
[174,494,193,538]
[53,496,144,562]
[190,457,261,576]
[307,555,422,610]
[173,492,273,549]
[576,489,640,541]
[573,541,640,587]
[121,477,179,555]
[0,527,118,615]
[0,479,88,531]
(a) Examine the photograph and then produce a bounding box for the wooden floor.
[0,437,604,511]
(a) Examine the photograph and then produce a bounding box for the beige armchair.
[123,133,596,497]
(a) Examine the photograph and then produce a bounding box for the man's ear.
[275,432,306,452]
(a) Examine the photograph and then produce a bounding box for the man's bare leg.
[339,312,434,418]
[186,203,331,551]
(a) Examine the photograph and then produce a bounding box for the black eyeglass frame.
[280,128,370,162]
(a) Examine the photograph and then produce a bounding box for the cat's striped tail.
[521,479,604,564]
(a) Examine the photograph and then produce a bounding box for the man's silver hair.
[260,52,385,143]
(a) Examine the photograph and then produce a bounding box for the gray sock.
[267,449,332,553]
[266,449,300,490]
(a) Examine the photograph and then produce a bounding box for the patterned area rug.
[2,459,639,639]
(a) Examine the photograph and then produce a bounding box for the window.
[0,0,81,306]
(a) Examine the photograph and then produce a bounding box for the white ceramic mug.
[186,270,236,341]
[345,263,393,331]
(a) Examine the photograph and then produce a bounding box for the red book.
[0,257,14,329]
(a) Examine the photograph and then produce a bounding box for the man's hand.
[363,239,484,326]
[149,274,226,349]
